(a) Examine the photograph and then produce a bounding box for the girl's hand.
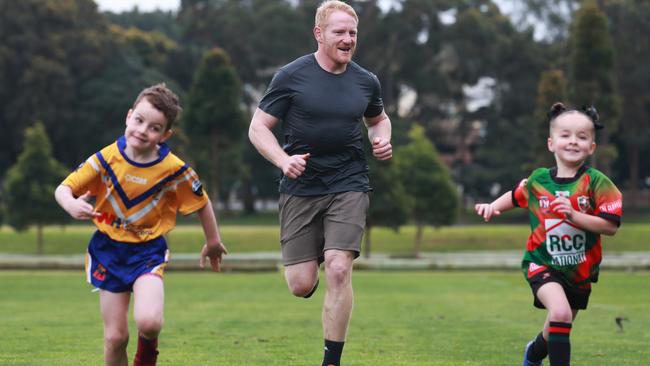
[550,197,574,220]
[475,203,501,222]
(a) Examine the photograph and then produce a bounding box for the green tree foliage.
[532,69,569,168]
[397,125,459,256]
[111,25,178,71]
[0,0,109,175]
[569,0,620,173]
[434,2,546,202]
[184,48,246,208]
[4,0,648,213]
[364,158,414,258]
[606,0,650,199]
[0,188,5,225]
[77,24,184,151]
[5,122,68,254]
[179,0,312,88]
[508,0,580,41]
[104,9,181,40]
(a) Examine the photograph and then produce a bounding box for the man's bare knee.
[325,260,352,288]
[284,261,319,297]
[288,281,314,297]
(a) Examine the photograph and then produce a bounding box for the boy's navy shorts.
[85,230,169,293]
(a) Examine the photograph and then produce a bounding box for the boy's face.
[124,98,172,153]
[547,112,596,167]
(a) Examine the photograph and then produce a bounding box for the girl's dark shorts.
[527,266,591,310]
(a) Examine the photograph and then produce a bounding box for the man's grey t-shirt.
[258,54,384,196]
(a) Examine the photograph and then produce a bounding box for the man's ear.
[547,137,554,152]
[314,26,323,43]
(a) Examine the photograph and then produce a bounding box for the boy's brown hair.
[133,83,182,130]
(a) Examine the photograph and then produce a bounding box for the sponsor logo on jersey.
[527,262,547,278]
[599,199,622,214]
[95,212,152,237]
[555,191,570,199]
[545,219,587,266]
[93,263,107,281]
[577,195,591,213]
[192,179,204,196]
[125,174,148,185]
[539,196,550,213]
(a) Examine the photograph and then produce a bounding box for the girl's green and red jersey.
[512,165,622,289]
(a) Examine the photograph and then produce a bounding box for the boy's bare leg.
[132,275,164,366]
[133,275,164,338]
[100,290,131,366]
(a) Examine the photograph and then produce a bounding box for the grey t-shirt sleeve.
[363,72,384,118]
[258,69,292,120]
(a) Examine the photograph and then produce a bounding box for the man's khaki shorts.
[278,191,370,266]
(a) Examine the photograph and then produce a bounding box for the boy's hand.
[475,203,501,222]
[66,191,100,220]
[200,242,228,272]
[550,197,573,220]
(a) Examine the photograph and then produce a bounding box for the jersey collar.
[549,164,588,184]
[117,136,170,168]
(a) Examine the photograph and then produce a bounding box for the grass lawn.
[0,270,648,365]
[1,223,648,255]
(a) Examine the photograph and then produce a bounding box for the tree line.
[1,0,648,253]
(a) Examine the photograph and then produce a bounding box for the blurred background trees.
[4,122,69,253]
[1,0,649,237]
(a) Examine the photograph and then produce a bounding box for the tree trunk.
[242,175,256,215]
[364,224,372,259]
[413,224,423,258]
[626,144,640,207]
[210,133,220,210]
[37,224,43,255]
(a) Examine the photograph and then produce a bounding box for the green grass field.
[1,271,648,365]
[1,223,649,255]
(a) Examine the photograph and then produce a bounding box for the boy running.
[55,83,227,366]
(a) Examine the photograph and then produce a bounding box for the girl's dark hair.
[547,102,603,130]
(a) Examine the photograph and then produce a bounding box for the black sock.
[322,339,344,366]
[548,322,571,366]
[527,332,548,362]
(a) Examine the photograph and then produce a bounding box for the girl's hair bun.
[581,105,604,130]
[547,102,567,122]
[547,102,604,130]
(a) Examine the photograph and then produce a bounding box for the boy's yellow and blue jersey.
[62,136,209,243]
